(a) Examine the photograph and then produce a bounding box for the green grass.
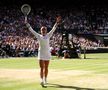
[0,53,108,90]
[0,57,38,69]
[0,53,108,73]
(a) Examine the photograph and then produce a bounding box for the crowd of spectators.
[0,6,108,57]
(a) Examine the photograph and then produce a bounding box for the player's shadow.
[47,83,96,90]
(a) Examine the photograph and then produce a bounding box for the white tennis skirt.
[38,50,51,60]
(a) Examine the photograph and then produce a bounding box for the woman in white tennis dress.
[25,16,61,87]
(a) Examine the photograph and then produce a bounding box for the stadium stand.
[0,4,108,58]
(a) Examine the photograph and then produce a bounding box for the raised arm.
[47,16,62,38]
[25,16,40,39]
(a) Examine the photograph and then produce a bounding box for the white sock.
[44,77,47,84]
[40,78,44,83]
[42,77,46,84]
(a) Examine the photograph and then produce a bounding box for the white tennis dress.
[26,23,58,60]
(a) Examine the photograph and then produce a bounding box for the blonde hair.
[40,26,47,31]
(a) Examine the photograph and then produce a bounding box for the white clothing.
[26,23,58,60]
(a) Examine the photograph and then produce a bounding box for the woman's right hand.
[24,16,28,24]
[24,16,30,28]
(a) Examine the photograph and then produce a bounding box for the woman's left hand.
[56,16,62,24]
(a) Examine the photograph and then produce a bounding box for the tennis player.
[25,16,61,87]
